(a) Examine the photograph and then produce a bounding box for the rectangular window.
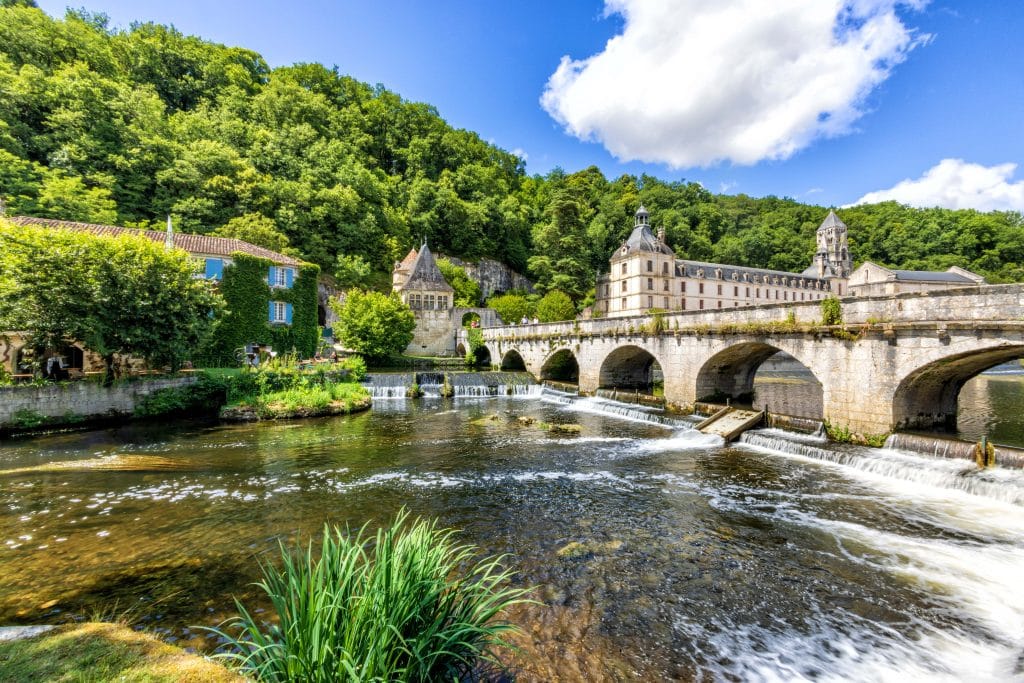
[718,301,722,309]
[622,281,628,292]
[647,277,653,290]
[426,294,436,309]
[699,283,704,294]
[662,262,668,274]
[621,263,628,275]
[411,294,421,309]
[270,266,293,288]
[681,299,686,310]
[699,299,704,309]
[717,284,723,295]
[621,297,627,310]
[734,286,738,296]
[647,296,654,309]
[745,287,749,297]
[784,291,788,301]
[647,260,653,272]
[756,288,760,298]
[681,281,686,293]
[663,297,669,309]
[663,280,669,291]
[269,301,291,324]
[438,296,448,308]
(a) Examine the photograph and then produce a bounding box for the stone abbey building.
[594,207,854,318]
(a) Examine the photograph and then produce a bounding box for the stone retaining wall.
[0,376,199,428]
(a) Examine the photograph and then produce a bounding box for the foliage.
[436,258,482,307]
[820,296,842,326]
[331,289,415,363]
[134,373,229,417]
[197,253,320,366]
[464,327,488,367]
[208,510,530,682]
[10,408,46,429]
[534,290,576,323]
[485,292,534,325]
[228,380,370,419]
[0,3,1021,296]
[211,213,291,253]
[825,421,888,448]
[0,220,221,381]
[333,253,373,290]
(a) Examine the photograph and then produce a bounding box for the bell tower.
[814,210,852,278]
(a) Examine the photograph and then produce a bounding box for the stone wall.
[0,376,198,428]
[405,309,458,357]
[440,256,534,299]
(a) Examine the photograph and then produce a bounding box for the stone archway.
[892,345,1024,431]
[695,342,823,418]
[501,349,527,371]
[598,345,662,392]
[540,349,579,383]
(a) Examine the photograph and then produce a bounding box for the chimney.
[657,225,666,243]
[164,214,174,250]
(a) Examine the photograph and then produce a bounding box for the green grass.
[208,510,532,682]
[0,622,244,682]
[226,381,371,419]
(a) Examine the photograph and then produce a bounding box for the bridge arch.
[500,349,527,371]
[540,348,579,383]
[599,345,663,392]
[892,344,1024,431]
[695,342,823,417]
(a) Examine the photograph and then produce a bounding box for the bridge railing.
[481,284,1024,339]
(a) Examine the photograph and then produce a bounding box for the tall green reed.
[208,510,531,682]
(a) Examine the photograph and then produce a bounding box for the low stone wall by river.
[0,376,198,429]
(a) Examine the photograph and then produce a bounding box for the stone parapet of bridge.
[482,285,1024,437]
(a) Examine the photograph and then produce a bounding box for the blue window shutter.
[268,266,277,285]
[285,267,294,288]
[205,258,223,280]
[285,303,293,324]
[268,301,275,322]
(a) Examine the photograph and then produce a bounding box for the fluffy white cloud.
[852,159,1024,210]
[541,0,927,168]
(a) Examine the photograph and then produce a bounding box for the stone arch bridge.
[481,285,1024,435]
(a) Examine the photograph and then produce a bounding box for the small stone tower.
[813,210,852,278]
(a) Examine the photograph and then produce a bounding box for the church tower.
[813,210,852,278]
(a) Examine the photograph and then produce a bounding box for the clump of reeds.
[209,510,530,681]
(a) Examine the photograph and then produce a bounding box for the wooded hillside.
[2,3,1021,302]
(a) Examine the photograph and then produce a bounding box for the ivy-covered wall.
[198,253,320,365]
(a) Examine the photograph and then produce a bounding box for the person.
[532,316,539,324]
[521,316,529,325]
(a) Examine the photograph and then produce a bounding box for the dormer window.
[715,269,723,280]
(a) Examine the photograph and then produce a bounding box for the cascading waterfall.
[363,371,539,399]
[739,429,1024,505]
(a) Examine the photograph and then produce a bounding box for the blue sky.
[36,1,1024,210]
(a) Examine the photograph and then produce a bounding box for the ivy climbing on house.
[198,253,320,365]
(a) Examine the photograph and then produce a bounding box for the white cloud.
[541,0,928,168]
[852,159,1024,210]
[511,147,529,162]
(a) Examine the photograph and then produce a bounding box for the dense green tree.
[211,212,290,252]
[534,290,576,322]
[0,219,222,381]
[436,258,482,307]
[484,293,534,325]
[333,253,373,289]
[331,289,415,362]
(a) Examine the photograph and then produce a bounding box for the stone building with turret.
[595,207,850,318]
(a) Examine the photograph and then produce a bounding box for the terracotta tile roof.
[396,248,418,271]
[8,216,303,266]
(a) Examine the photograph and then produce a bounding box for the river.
[1,381,1023,681]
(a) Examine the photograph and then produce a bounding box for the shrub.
[209,511,530,682]
[534,290,576,323]
[331,290,416,363]
[134,374,230,417]
[820,296,842,326]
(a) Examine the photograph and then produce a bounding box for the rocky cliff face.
[441,256,534,299]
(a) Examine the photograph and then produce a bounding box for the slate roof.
[677,259,829,287]
[618,224,675,257]
[399,243,453,292]
[890,269,977,283]
[818,210,847,230]
[9,216,302,265]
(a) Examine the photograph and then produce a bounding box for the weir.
[363,371,539,399]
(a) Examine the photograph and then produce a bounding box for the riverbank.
[220,381,371,421]
[0,622,243,682]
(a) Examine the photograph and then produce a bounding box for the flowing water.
[2,384,1024,681]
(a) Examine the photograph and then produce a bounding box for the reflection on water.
[958,373,1024,448]
[1,393,1024,681]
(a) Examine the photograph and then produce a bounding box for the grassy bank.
[0,622,244,682]
[220,381,371,421]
